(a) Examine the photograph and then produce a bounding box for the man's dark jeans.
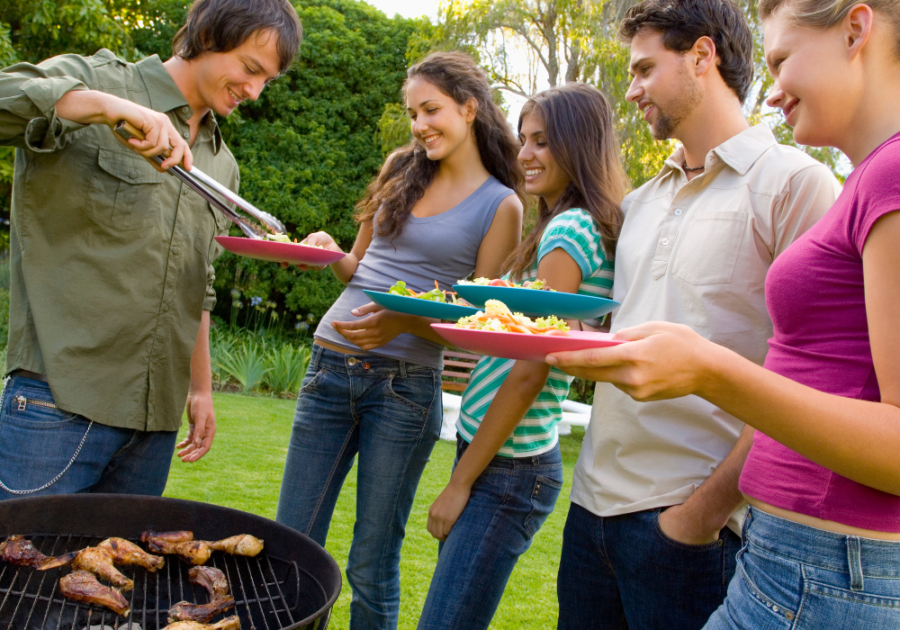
[557,503,741,630]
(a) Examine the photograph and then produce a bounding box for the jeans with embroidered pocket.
[417,435,563,630]
[276,344,442,630]
[703,506,900,630]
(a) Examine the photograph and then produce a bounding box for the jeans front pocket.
[523,473,563,538]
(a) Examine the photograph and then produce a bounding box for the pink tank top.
[739,133,900,532]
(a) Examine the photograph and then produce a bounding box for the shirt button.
[162,304,170,313]
[183,131,189,139]
[661,238,669,246]
[674,208,683,216]
[172,247,180,255]
[128,170,137,179]
[181,106,189,114]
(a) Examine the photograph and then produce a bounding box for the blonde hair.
[759,0,900,53]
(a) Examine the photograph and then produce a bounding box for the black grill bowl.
[0,495,341,630]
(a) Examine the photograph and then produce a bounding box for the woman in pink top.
[548,0,900,627]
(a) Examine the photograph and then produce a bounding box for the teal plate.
[453,284,619,320]
[363,290,480,320]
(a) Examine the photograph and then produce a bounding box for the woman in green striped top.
[416,83,628,630]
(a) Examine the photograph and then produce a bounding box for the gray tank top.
[316,176,515,368]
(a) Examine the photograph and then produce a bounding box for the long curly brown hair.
[504,83,628,280]
[355,52,524,239]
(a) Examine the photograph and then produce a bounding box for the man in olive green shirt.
[0,0,301,499]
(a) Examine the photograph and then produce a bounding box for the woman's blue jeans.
[703,506,900,629]
[275,344,442,630]
[0,375,177,499]
[417,435,563,630]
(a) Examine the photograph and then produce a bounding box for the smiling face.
[193,29,282,117]
[517,112,571,207]
[763,12,855,148]
[625,29,702,140]
[405,76,476,162]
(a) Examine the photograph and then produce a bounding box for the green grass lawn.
[165,392,585,629]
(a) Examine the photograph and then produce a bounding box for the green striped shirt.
[457,209,614,457]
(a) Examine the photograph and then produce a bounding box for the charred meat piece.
[72,547,134,591]
[142,533,211,566]
[98,537,165,571]
[207,535,264,558]
[1,535,51,567]
[0,536,77,570]
[163,615,240,630]
[59,570,131,617]
[189,566,231,600]
[167,596,235,623]
[141,531,194,544]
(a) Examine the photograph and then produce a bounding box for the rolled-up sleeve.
[0,60,91,152]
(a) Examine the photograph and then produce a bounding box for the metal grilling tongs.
[114,121,285,239]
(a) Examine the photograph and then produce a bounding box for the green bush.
[214,339,271,394]
[264,344,311,395]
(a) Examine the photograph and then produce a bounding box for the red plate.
[215,236,346,265]
[431,323,627,362]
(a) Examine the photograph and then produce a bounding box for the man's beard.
[650,66,702,140]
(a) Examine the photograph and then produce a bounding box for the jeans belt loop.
[846,536,864,591]
[399,360,407,378]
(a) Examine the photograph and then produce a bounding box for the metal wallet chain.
[0,375,94,495]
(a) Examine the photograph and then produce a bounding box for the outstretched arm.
[427,247,582,541]
[548,211,900,496]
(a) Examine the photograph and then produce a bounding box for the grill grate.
[0,535,302,630]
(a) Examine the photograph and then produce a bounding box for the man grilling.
[0,0,301,499]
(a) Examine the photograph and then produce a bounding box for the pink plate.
[431,323,627,362]
[215,236,346,265]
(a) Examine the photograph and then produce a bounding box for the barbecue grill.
[0,495,341,630]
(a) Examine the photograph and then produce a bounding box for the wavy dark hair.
[618,0,754,103]
[504,83,628,281]
[355,52,524,239]
[173,0,302,74]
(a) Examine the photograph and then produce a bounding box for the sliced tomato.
[489,279,515,287]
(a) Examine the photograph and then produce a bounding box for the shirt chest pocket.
[672,209,748,285]
[85,147,166,231]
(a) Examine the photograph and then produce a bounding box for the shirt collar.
[663,123,778,177]
[136,55,224,155]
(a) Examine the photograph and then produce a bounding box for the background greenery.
[166,392,587,629]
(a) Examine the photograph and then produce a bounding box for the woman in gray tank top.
[275,52,523,630]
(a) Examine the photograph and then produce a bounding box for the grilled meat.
[189,566,231,600]
[0,536,77,570]
[59,570,131,616]
[72,547,134,591]
[167,596,235,623]
[163,615,241,630]
[207,535,264,557]
[141,533,211,566]
[1,535,49,567]
[98,537,165,571]
[141,530,194,544]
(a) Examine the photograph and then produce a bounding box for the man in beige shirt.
[555,1,840,629]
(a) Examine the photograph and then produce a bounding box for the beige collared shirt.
[570,124,841,532]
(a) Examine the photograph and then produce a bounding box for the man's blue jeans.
[704,507,900,629]
[0,375,178,499]
[417,435,563,630]
[275,344,442,630]
[557,502,741,630]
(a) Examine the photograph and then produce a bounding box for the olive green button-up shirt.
[0,49,238,431]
